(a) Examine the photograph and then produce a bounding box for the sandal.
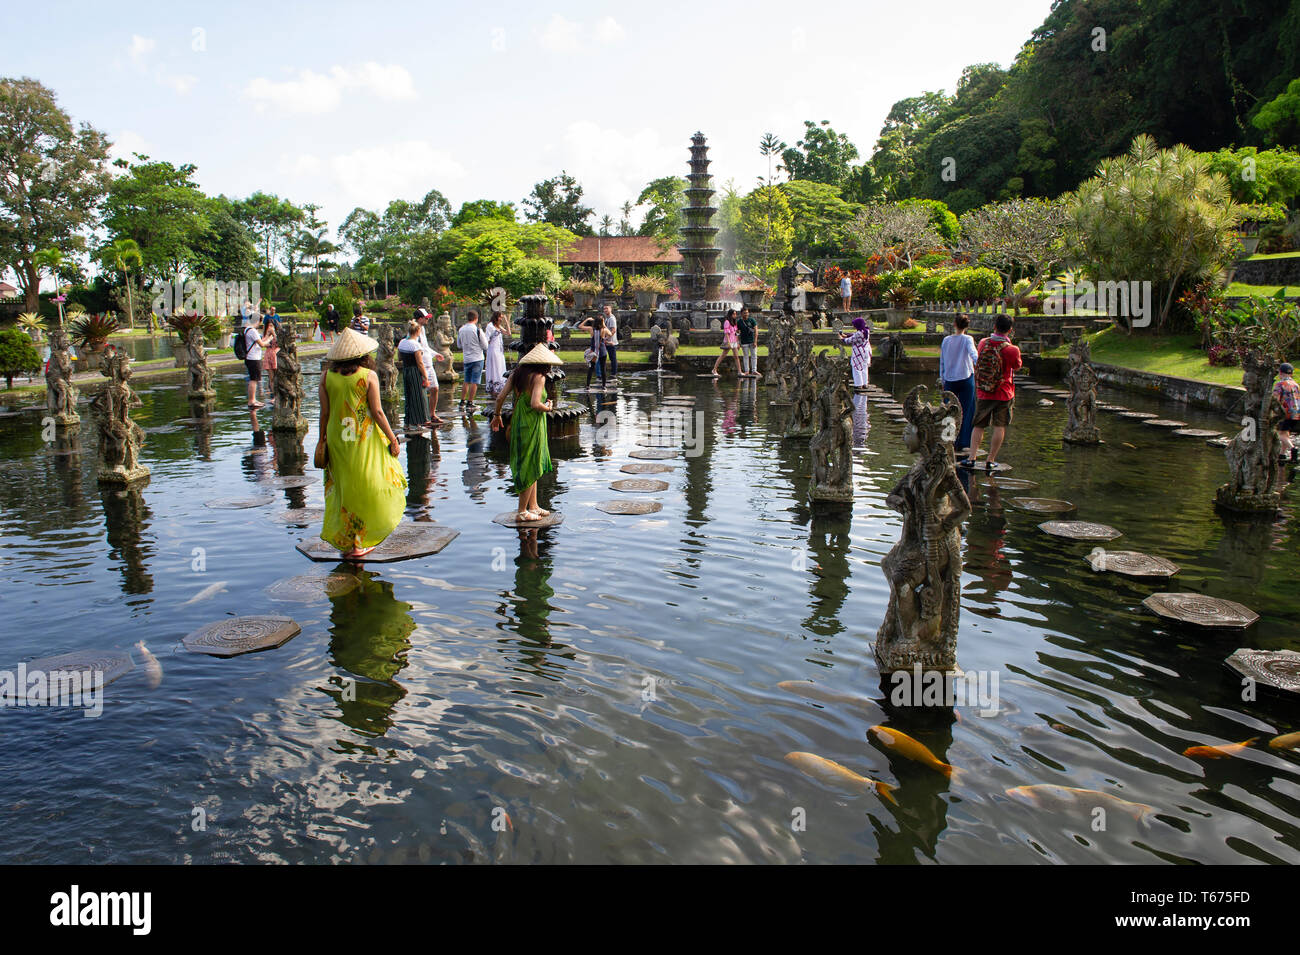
[343,545,376,561]
[516,510,542,522]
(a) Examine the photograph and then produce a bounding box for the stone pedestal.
[1215,351,1284,516]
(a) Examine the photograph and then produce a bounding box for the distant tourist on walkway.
[490,344,562,523]
[457,309,489,414]
[601,304,620,379]
[324,303,340,342]
[940,314,979,455]
[738,305,759,378]
[413,308,445,424]
[963,314,1022,470]
[840,317,872,389]
[485,310,511,395]
[579,312,609,389]
[1274,361,1300,462]
[710,308,742,378]
[398,320,430,431]
[840,274,853,312]
[263,305,282,330]
[241,315,274,409]
[349,301,370,334]
[318,328,407,560]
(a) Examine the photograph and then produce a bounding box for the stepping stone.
[1082,550,1179,578]
[596,500,663,515]
[662,396,696,403]
[1172,428,1222,439]
[656,373,683,379]
[1142,593,1258,629]
[629,448,679,460]
[636,439,680,448]
[1037,399,1055,406]
[621,463,674,474]
[1116,411,1157,420]
[611,478,670,492]
[143,424,187,435]
[265,572,361,602]
[1206,436,1231,448]
[988,477,1039,490]
[1038,520,1122,541]
[1098,404,1129,412]
[1009,497,1076,515]
[25,649,134,687]
[492,511,565,529]
[964,461,1012,473]
[1224,648,1300,700]
[1041,389,1071,397]
[205,496,274,509]
[1142,419,1188,428]
[619,392,655,398]
[274,507,325,524]
[183,616,302,657]
[263,475,315,489]
[297,522,460,561]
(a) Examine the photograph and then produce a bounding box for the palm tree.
[99,238,145,331]
[619,201,634,236]
[599,215,613,237]
[298,229,338,294]
[31,248,66,328]
[758,134,786,276]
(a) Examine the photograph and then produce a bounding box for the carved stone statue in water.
[874,385,970,673]
[1062,339,1101,444]
[1216,350,1284,515]
[272,322,309,433]
[375,324,400,407]
[785,335,817,437]
[45,327,79,427]
[809,348,854,503]
[90,352,149,485]
[184,325,215,401]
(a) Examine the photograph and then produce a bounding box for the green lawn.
[1227,282,1299,297]
[1244,249,1300,261]
[1044,327,1243,387]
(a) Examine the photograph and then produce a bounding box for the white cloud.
[244,62,417,114]
[278,141,466,212]
[125,34,197,96]
[554,121,679,222]
[108,130,152,166]
[538,14,624,52]
[128,35,155,65]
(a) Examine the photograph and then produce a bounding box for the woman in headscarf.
[840,317,872,390]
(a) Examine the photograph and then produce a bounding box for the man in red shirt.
[963,314,1022,470]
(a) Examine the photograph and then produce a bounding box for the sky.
[12,0,1055,251]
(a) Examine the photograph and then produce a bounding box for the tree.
[618,200,634,236]
[780,121,858,187]
[97,238,143,329]
[1253,77,1300,145]
[0,328,41,388]
[500,258,562,299]
[737,186,793,281]
[844,202,941,268]
[0,78,110,312]
[451,199,516,228]
[779,180,861,260]
[523,171,594,235]
[635,176,686,247]
[1203,146,1300,206]
[104,155,212,280]
[599,214,613,236]
[1068,135,1244,332]
[232,192,302,273]
[448,231,524,294]
[188,198,258,282]
[958,198,1069,310]
[716,181,742,270]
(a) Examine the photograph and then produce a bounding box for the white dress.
[845,331,872,388]
[485,325,507,394]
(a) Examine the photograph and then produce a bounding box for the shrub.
[0,328,42,388]
[1207,344,1243,367]
[935,266,1002,302]
[319,286,354,324]
[501,258,563,299]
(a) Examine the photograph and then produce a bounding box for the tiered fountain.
[666,131,733,329]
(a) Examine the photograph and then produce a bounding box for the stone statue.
[779,265,797,317]
[874,386,970,673]
[183,325,215,401]
[89,352,149,485]
[786,336,817,437]
[877,333,907,361]
[692,261,707,301]
[375,324,400,406]
[1216,350,1284,515]
[809,349,854,503]
[768,315,798,399]
[45,327,79,427]
[272,322,309,433]
[433,313,458,382]
[1062,339,1101,444]
[663,326,680,361]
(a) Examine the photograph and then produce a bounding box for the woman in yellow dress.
[319,328,407,559]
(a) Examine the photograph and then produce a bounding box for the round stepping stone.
[297,522,460,561]
[636,438,680,448]
[596,500,663,515]
[1038,520,1122,541]
[1142,419,1188,429]
[1009,497,1076,515]
[275,507,325,524]
[1082,550,1179,578]
[1206,436,1231,448]
[611,479,670,492]
[26,649,133,687]
[265,572,361,602]
[656,373,683,380]
[205,496,274,509]
[1224,649,1300,699]
[620,463,674,474]
[1143,593,1258,630]
[183,616,302,657]
[1041,389,1071,397]
[1098,404,1129,412]
[492,511,565,529]
[263,475,316,489]
[1172,428,1222,439]
[619,392,655,398]
[1116,411,1157,420]
[629,449,679,460]
[988,477,1039,490]
[1037,399,1055,406]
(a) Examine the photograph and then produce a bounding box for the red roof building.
[543,236,682,269]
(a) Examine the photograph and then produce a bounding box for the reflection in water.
[325,570,415,739]
[803,512,852,640]
[405,433,440,518]
[851,392,869,448]
[100,485,154,597]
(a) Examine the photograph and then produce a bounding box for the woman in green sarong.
[319,328,408,559]
[490,343,561,522]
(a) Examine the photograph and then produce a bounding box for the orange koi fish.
[784,752,897,805]
[1182,738,1259,759]
[869,725,953,777]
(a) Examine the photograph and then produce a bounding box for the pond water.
[0,361,1297,864]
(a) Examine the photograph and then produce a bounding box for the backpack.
[233,326,253,360]
[974,338,1007,393]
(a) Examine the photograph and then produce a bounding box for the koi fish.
[1122,442,1137,449]
[181,581,228,606]
[776,681,882,717]
[1183,738,1259,759]
[1005,784,1155,823]
[869,725,953,777]
[135,641,163,689]
[783,752,897,804]
[1269,730,1300,751]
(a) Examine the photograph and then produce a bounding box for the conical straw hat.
[519,343,563,366]
[325,327,378,362]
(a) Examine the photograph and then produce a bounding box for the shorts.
[245,359,262,382]
[463,360,484,384]
[1281,419,1300,433]
[972,396,1012,428]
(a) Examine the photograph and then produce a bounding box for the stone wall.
[1230,255,1300,287]
[1028,356,1246,414]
